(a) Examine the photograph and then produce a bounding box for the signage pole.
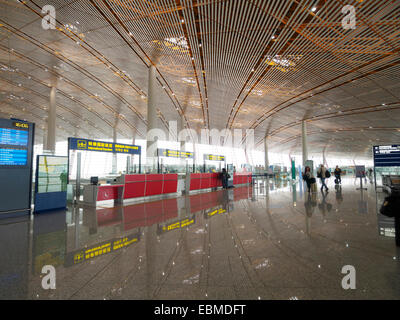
[75,152,81,203]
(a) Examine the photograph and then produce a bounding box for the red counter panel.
[190,173,202,191]
[145,174,163,196]
[97,185,122,201]
[162,174,178,194]
[124,181,146,199]
[125,174,146,183]
[233,173,252,185]
[200,173,212,189]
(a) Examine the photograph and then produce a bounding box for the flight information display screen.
[0,148,28,166]
[0,128,29,146]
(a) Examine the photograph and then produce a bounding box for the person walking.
[334,165,342,184]
[317,164,329,192]
[302,166,313,192]
[368,168,374,183]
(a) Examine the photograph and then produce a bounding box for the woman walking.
[303,166,313,192]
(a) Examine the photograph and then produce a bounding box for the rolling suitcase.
[311,182,317,193]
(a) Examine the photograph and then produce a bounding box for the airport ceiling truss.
[0,0,399,160]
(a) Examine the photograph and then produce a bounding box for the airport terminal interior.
[1,0,400,300]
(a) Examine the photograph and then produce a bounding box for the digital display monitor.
[0,148,28,166]
[0,128,29,146]
[373,145,400,167]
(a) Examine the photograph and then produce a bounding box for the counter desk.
[83,174,179,206]
[83,172,252,207]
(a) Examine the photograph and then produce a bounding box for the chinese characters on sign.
[68,137,141,155]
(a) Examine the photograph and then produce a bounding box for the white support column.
[112,127,117,173]
[42,127,47,151]
[46,86,57,152]
[146,65,158,160]
[264,138,269,170]
[302,120,308,166]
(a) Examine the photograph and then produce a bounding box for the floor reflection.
[0,179,399,300]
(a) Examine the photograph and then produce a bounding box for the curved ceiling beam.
[0,18,147,136]
[90,0,195,137]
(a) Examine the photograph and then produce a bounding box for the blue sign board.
[68,137,141,155]
[373,145,400,167]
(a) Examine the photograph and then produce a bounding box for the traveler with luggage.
[334,165,342,184]
[317,164,330,191]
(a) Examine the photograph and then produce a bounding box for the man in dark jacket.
[380,188,400,246]
[221,168,229,189]
[334,165,342,184]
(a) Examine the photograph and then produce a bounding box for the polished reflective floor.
[1,177,399,300]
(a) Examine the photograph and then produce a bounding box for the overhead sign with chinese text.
[204,154,225,161]
[157,148,194,159]
[68,137,141,155]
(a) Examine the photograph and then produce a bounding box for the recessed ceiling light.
[311,7,317,12]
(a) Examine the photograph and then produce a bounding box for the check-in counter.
[83,173,252,206]
[233,172,252,185]
[83,174,179,206]
[185,172,251,194]
[185,172,222,193]
[83,184,124,206]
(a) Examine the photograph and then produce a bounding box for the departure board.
[373,145,400,167]
[0,148,28,166]
[0,118,34,213]
[0,128,28,146]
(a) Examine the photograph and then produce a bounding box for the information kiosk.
[0,118,35,215]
